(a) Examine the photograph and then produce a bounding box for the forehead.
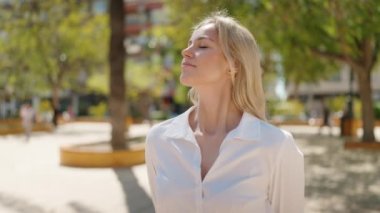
[190,23,218,42]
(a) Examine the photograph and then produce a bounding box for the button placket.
[191,141,203,213]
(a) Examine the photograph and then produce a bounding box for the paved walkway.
[0,122,153,213]
[0,122,379,212]
[280,125,380,213]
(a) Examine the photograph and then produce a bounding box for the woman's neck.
[190,86,242,136]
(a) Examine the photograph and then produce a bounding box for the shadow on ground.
[294,133,380,213]
[0,192,101,213]
[113,169,154,213]
[0,192,46,213]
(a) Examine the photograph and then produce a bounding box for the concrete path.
[281,125,380,213]
[0,122,379,213]
[0,122,153,213]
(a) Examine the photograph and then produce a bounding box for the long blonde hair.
[188,11,266,120]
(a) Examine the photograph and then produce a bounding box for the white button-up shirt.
[145,107,304,213]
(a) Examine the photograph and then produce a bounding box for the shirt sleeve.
[145,135,157,207]
[270,132,305,213]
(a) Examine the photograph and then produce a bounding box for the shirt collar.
[226,111,261,141]
[163,107,261,142]
[163,106,195,142]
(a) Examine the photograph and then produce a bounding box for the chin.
[180,72,198,86]
[179,76,193,87]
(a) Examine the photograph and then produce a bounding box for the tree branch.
[310,48,362,72]
[47,74,54,85]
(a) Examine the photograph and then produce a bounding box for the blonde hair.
[188,11,266,120]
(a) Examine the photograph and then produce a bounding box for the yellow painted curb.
[60,142,145,168]
[0,124,53,135]
[344,141,380,150]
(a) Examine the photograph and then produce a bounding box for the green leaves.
[0,0,108,99]
[162,0,342,91]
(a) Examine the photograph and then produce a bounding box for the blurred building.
[287,66,380,99]
[90,0,166,57]
[124,0,166,57]
[286,65,380,117]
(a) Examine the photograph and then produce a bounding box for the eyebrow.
[188,36,215,45]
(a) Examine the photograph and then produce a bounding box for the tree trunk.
[356,68,376,142]
[109,0,127,150]
[311,48,377,142]
[51,85,60,127]
[292,80,300,100]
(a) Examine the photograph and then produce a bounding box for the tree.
[108,0,127,150]
[256,0,380,142]
[0,0,108,124]
[0,3,49,99]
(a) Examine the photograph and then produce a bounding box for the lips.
[181,61,196,68]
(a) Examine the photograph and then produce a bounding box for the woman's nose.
[181,46,193,58]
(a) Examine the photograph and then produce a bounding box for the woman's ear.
[227,58,238,75]
[227,63,237,85]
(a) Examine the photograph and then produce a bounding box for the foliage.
[327,96,346,113]
[38,100,52,113]
[326,96,365,119]
[256,0,380,141]
[269,100,305,119]
[174,83,189,105]
[257,0,380,72]
[354,98,362,119]
[87,56,166,100]
[0,0,108,99]
[87,70,109,94]
[88,101,107,117]
[375,102,380,119]
[126,56,165,100]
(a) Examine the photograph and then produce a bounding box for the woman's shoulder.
[260,120,291,140]
[253,118,296,148]
[146,108,191,145]
[258,120,302,156]
[146,117,176,141]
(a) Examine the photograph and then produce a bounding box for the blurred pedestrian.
[319,100,332,135]
[20,103,35,141]
[145,11,304,213]
[62,105,75,122]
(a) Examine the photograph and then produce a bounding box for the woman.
[145,12,304,213]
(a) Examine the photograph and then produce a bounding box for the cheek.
[201,54,229,75]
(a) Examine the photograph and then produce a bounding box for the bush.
[327,96,346,113]
[88,102,107,118]
[269,100,305,120]
[375,102,380,119]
